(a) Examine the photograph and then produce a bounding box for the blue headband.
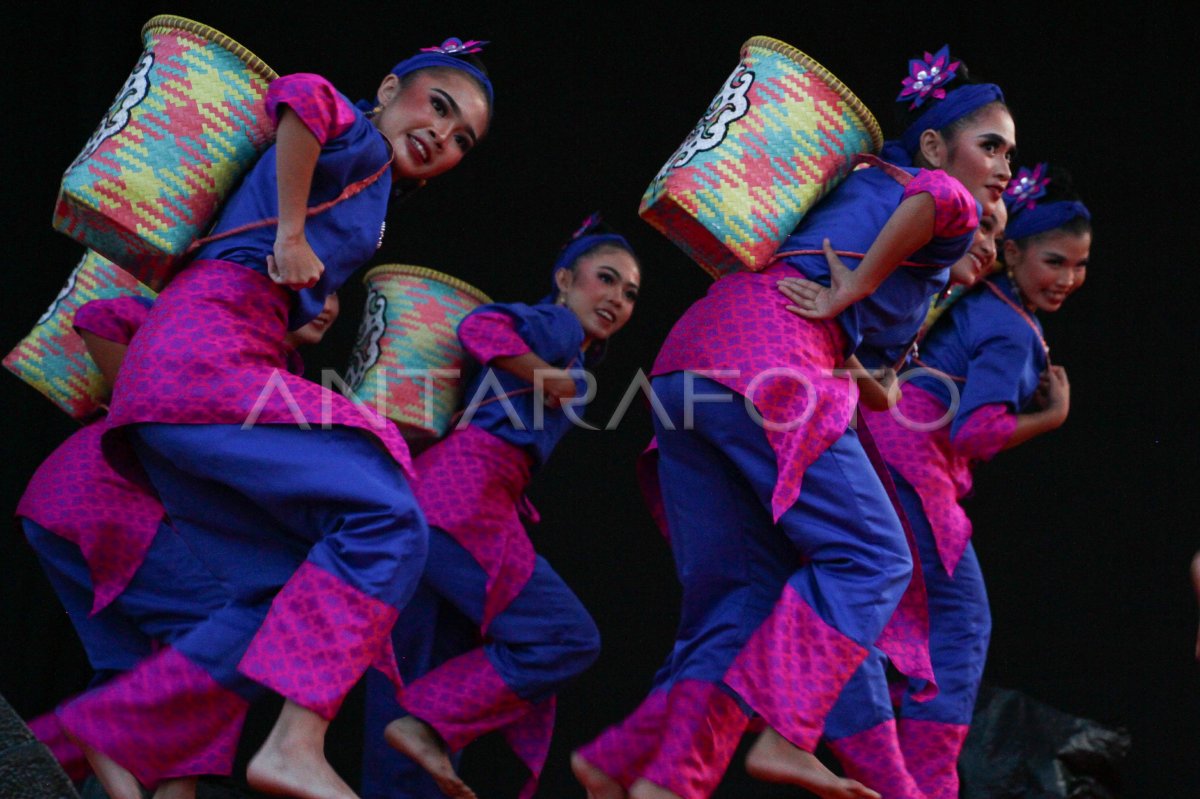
[1005,201,1091,241]
[389,52,494,107]
[549,232,634,297]
[881,83,1005,166]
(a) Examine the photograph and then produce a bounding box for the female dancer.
[373,217,639,799]
[53,39,493,799]
[841,165,1086,798]
[574,46,1014,799]
[20,293,339,795]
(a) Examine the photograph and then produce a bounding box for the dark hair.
[399,55,493,114]
[1009,165,1092,246]
[894,61,1010,166]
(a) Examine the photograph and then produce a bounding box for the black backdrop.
[3,1,1197,796]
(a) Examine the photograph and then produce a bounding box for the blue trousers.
[824,469,991,738]
[130,423,429,696]
[361,527,599,798]
[650,373,912,691]
[23,520,226,686]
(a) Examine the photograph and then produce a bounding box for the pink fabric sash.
[17,416,164,614]
[413,426,536,633]
[651,264,855,522]
[105,259,413,478]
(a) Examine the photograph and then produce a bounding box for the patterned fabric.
[105,259,414,479]
[401,648,551,799]
[858,413,936,700]
[723,583,867,751]
[864,386,1014,575]
[636,438,671,539]
[637,680,749,799]
[57,647,249,786]
[902,169,979,240]
[414,426,536,633]
[827,719,925,799]
[575,689,671,788]
[239,562,400,719]
[27,710,89,781]
[953,404,1016,461]
[265,73,358,146]
[73,296,153,344]
[652,262,854,521]
[458,310,532,364]
[17,416,164,614]
[898,718,969,799]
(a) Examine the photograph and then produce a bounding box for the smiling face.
[1005,229,1091,313]
[286,292,340,348]
[922,103,1016,213]
[949,202,1007,286]
[555,246,640,346]
[372,68,490,182]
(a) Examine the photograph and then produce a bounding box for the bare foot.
[384,715,475,799]
[152,778,197,799]
[77,740,144,799]
[247,700,358,799]
[629,778,682,799]
[745,729,880,799]
[571,751,626,799]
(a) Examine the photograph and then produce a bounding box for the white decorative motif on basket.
[345,287,387,390]
[71,52,155,168]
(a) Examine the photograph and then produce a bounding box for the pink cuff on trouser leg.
[57,647,248,787]
[239,562,400,719]
[574,688,670,788]
[826,719,925,799]
[724,584,868,751]
[402,648,552,799]
[898,718,969,799]
[27,711,89,781]
[637,680,749,799]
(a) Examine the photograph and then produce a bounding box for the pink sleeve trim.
[904,170,979,239]
[459,311,531,364]
[73,297,150,345]
[266,73,358,146]
[951,404,1016,461]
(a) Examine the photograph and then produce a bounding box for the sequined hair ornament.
[881,45,1005,166]
[1003,164,1091,241]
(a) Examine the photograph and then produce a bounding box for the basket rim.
[142,15,278,82]
[363,264,494,306]
[742,36,883,153]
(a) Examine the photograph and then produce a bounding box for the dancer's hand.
[778,239,859,320]
[269,235,325,290]
[539,369,578,409]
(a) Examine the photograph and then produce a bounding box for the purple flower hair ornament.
[1005,163,1051,213]
[420,38,488,56]
[897,45,961,110]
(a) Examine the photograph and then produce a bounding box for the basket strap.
[852,153,913,186]
[186,153,392,254]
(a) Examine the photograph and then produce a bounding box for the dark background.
[3,1,1197,796]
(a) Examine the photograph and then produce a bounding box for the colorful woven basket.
[344,265,493,443]
[4,251,157,420]
[52,15,278,290]
[640,36,883,280]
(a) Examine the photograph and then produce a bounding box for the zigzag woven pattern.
[641,37,882,280]
[53,16,277,290]
[348,265,492,442]
[3,251,156,419]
